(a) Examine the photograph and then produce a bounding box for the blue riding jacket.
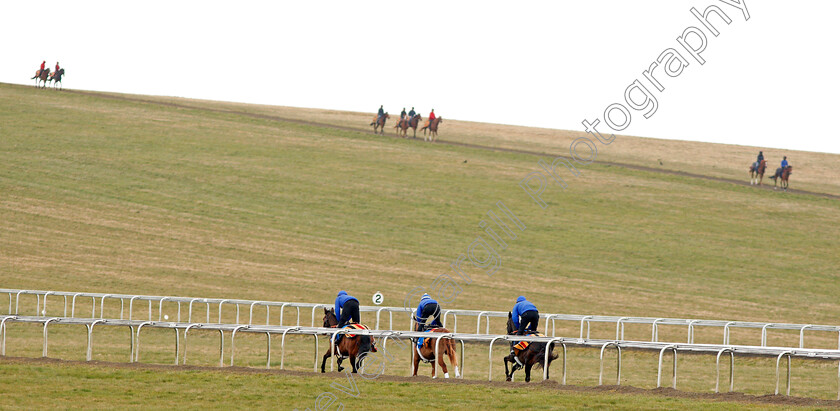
[334,291,358,319]
[415,294,438,322]
[511,296,538,329]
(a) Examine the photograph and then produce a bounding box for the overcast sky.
[2,1,838,154]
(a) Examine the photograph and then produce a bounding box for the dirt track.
[63,89,839,202]
[1,356,837,408]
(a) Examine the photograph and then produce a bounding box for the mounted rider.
[511,296,539,336]
[781,156,789,170]
[755,151,764,170]
[408,107,417,124]
[376,105,385,123]
[52,62,60,79]
[334,290,360,328]
[414,293,443,331]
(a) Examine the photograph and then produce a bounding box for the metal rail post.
[723,322,736,345]
[799,325,813,348]
[433,333,454,378]
[651,318,665,342]
[42,318,59,357]
[715,348,735,393]
[543,338,566,383]
[775,351,792,396]
[134,321,153,362]
[580,316,593,340]
[229,325,249,366]
[280,327,301,369]
[656,345,678,388]
[86,319,105,361]
[487,336,507,381]
[615,317,629,341]
[598,342,621,385]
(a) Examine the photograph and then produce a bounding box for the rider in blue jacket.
[511,296,539,335]
[414,293,442,331]
[335,290,360,328]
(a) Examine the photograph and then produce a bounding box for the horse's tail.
[534,342,558,370]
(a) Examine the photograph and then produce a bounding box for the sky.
[2,0,838,154]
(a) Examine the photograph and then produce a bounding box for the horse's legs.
[412,349,420,376]
[321,349,332,373]
[336,357,345,372]
[503,356,511,381]
[437,351,449,378]
[349,354,357,373]
[447,341,460,378]
[524,362,533,383]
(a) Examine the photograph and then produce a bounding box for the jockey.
[377,105,385,122]
[55,62,60,73]
[400,107,407,120]
[428,109,436,123]
[335,290,360,328]
[39,60,46,74]
[781,156,788,170]
[414,293,442,331]
[512,296,539,336]
[408,107,416,120]
[756,151,764,167]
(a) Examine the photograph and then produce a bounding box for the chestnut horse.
[395,115,422,138]
[420,117,442,142]
[412,327,460,378]
[503,312,557,382]
[370,113,390,135]
[770,165,793,190]
[320,308,374,373]
[749,160,766,185]
[31,68,50,88]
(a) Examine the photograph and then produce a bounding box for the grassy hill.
[1,82,839,407]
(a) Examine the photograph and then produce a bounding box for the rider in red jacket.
[40,61,46,72]
[428,109,436,122]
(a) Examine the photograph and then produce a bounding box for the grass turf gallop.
[1,82,839,406]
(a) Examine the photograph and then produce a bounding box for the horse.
[769,165,793,190]
[411,327,460,379]
[749,159,766,185]
[320,308,374,373]
[49,68,65,90]
[31,68,51,88]
[395,114,422,138]
[420,117,443,142]
[370,113,390,135]
[503,312,557,382]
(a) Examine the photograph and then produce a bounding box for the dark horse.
[420,117,443,142]
[503,312,557,382]
[320,308,373,373]
[411,327,460,378]
[49,68,65,90]
[370,113,390,135]
[749,159,766,186]
[769,165,793,190]
[31,68,51,88]
[395,114,422,138]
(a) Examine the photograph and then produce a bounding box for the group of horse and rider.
[32,60,66,89]
[323,290,556,381]
[750,150,793,190]
[370,105,443,141]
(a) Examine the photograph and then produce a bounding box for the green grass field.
[1,82,839,408]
